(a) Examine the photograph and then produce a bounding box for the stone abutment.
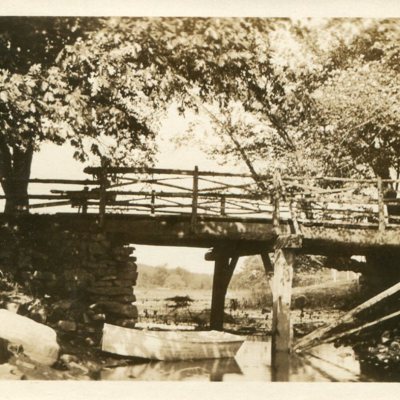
[0,221,138,345]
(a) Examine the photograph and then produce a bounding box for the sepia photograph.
[0,1,400,398]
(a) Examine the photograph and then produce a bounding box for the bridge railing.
[83,166,275,222]
[0,166,275,220]
[281,176,400,230]
[1,167,400,231]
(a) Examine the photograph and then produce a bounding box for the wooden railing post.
[289,199,301,235]
[191,166,199,232]
[377,176,386,232]
[82,186,88,214]
[272,170,282,231]
[99,159,108,227]
[220,195,226,216]
[150,190,156,216]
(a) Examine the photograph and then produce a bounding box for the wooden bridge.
[2,166,399,251]
[1,165,400,359]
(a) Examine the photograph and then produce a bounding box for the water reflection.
[100,336,363,382]
[101,358,242,381]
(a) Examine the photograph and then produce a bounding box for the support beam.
[271,349,290,382]
[260,252,273,274]
[271,248,294,353]
[294,278,400,351]
[210,252,238,331]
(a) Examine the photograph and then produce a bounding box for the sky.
[30,107,249,274]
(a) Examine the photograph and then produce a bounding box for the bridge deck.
[1,166,400,256]
[3,213,399,257]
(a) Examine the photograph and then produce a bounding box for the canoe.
[101,323,245,361]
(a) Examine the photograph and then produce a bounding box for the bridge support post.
[210,251,238,331]
[271,248,294,354]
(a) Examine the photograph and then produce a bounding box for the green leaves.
[1,17,399,181]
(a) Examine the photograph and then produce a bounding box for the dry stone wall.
[0,222,138,344]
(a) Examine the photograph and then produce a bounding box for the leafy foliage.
[1,17,400,213]
[312,20,400,178]
[169,19,400,179]
[136,264,212,290]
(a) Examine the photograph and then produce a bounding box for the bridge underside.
[1,211,399,363]
[2,213,400,257]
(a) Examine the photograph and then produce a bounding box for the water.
[100,336,364,382]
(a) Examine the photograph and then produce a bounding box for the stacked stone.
[85,239,139,329]
[0,224,138,345]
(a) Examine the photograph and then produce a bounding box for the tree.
[169,19,400,181]
[164,274,185,289]
[2,17,398,215]
[0,17,178,213]
[152,266,168,287]
[231,256,271,292]
[0,17,100,212]
[311,20,400,179]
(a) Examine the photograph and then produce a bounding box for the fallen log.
[294,280,400,351]
[0,309,60,366]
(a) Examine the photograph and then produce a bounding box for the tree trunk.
[0,139,33,214]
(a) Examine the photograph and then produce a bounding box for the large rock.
[0,309,59,366]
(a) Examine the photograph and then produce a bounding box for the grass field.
[134,278,360,333]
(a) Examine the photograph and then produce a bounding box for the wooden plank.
[284,176,379,183]
[198,183,254,192]
[271,248,294,353]
[28,200,72,209]
[299,197,376,205]
[299,219,380,228]
[198,176,256,189]
[113,191,266,200]
[225,200,266,213]
[0,194,69,200]
[84,166,260,178]
[317,309,400,348]
[205,244,275,261]
[148,181,193,192]
[0,178,99,185]
[294,280,400,351]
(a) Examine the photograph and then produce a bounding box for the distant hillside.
[136,264,213,290]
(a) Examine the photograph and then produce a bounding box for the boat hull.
[102,323,245,361]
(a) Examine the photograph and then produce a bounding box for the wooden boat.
[101,323,245,361]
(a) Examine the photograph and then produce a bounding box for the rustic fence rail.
[1,167,400,231]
